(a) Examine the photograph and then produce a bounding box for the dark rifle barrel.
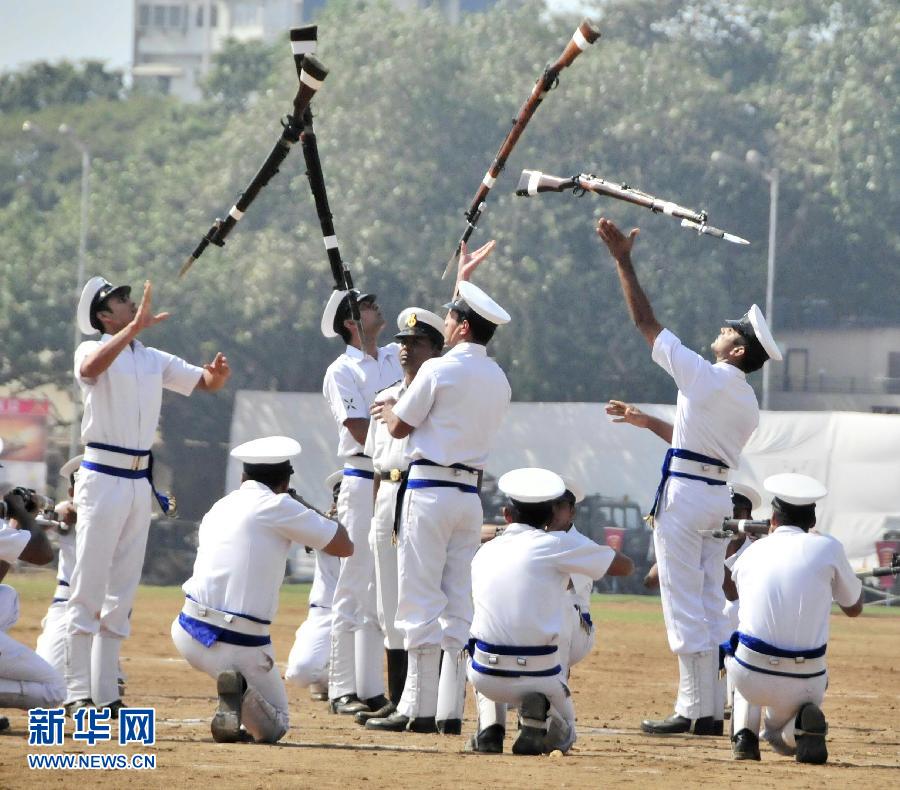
[446,19,601,269]
[179,50,327,278]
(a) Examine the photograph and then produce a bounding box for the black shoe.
[330,693,369,715]
[512,693,549,755]
[437,718,462,735]
[712,719,724,736]
[465,724,505,754]
[0,716,9,733]
[64,699,94,719]
[211,670,245,743]
[355,698,396,725]
[366,711,410,732]
[795,703,828,765]
[641,714,715,735]
[732,728,761,761]
[99,700,125,720]
[408,716,437,733]
[310,690,329,702]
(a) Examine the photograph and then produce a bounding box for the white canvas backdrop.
[229,391,900,565]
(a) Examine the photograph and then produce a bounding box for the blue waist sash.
[177,612,271,648]
[722,631,827,679]
[407,459,480,494]
[466,638,561,678]
[81,442,174,515]
[342,467,374,480]
[648,447,729,521]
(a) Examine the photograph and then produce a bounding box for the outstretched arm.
[79,280,170,379]
[196,352,231,392]
[454,239,496,296]
[606,400,673,444]
[595,218,662,347]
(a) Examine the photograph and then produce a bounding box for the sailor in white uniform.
[467,475,634,753]
[321,288,402,716]
[68,277,230,716]
[354,307,446,725]
[368,279,511,734]
[0,476,64,715]
[467,468,617,755]
[595,218,782,735]
[171,437,352,743]
[285,471,343,701]
[724,473,863,764]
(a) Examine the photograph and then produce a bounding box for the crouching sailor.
[724,473,863,764]
[171,436,352,743]
[466,468,617,755]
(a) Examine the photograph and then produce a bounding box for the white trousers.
[35,600,68,677]
[396,486,482,650]
[0,586,66,709]
[654,478,732,654]
[171,619,290,739]
[285,606,332,688]
[66,470,153,703]
[726,656,827,751]
[332,474,377,632]
[372,481,404,650]
[466,663,577,753]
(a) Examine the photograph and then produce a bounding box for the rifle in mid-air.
[179,26,327,277]
[442,19,602,278]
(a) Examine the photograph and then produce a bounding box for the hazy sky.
[0,0,134,74]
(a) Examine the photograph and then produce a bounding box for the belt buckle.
[487,655,498,665]
[516,657,527,667]
[452,468,461,478]
[795,656,806,664]
[132,456,141,471]
[390,469,401,482]
[701,463,710,471]
[768,658,780,666]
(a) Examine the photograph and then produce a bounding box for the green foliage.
[0,60,124,112]
[0,0,897,515]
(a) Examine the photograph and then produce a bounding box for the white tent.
[228,391,900,565]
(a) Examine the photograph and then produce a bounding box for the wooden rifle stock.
[442,19,601,277]
[179,28,327,278]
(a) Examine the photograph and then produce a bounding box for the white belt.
[181,598,270,637]
[408,464,479,486]
[734,642,826,677]
[471,644,560,676]
[83,445,150,471]
[53,585,70,601]
[669,456,729,479]
[343,455,374,473]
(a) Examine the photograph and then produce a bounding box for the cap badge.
[406,313,418,328]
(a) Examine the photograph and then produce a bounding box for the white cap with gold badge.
[498,467,566,503]
[321,289,374,339]
[726,303,782,362]
[77,276,132,336]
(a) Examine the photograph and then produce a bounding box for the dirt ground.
[2,572,898,789]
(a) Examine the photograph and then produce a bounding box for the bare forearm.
[643,415,673,444]
[80,324,137,378]
[613,254,662,347]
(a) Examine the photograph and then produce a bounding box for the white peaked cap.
[746,304,782,362]
[324,470,343,491]
[764,473,827,506]
[77,276,131,336]
[560,475,586,504]
[321,289,350,339]
[453,281,510,325]
[396,307,444,338]
[498,467,566,504]
[729,481,762,512]
[59,455,84,481]
[231,436,302,464]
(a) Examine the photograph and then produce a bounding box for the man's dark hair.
[772,499,816,531]
[506,499,554,529]
[244,463,292,492]
[452,308,496,345]
[733,335,767,374]
[336,323,352,344]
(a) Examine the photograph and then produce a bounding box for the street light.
[710,148,779,410]
[23,120,92,459]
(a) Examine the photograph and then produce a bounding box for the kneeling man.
[172,437,352,743]
[724,473,863,764]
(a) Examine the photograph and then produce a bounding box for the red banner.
[0,398,50,463]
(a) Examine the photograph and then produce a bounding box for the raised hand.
[596,217,639,262]
[457,239,497,284]
[606,399,648,427]
[130,281,170,335]
[201,352,231,392]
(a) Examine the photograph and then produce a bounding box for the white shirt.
[0,519,29,564]
[75,335,203,450]
[731,525,862,650]
[567,524,598,609]
[183,480,338,623]
[393,342,511,469]
[323,344,402,457]
[471,522,614,647]
[652,329,759,468]
[308,549,341,609]
[365,381,411,474]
